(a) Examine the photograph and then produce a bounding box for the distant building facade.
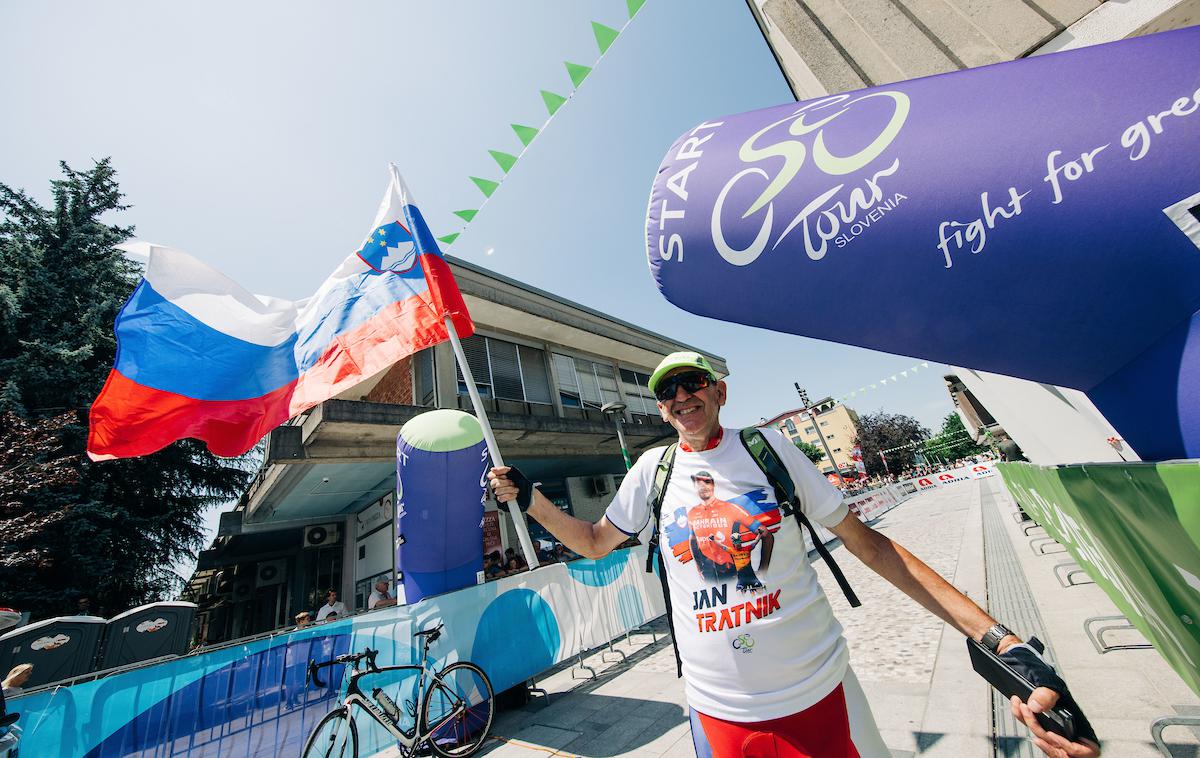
[763,399,860,475]
[182,256,725,644]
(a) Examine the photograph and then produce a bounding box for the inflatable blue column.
[395,410,490,605]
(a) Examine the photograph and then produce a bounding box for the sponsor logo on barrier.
[31,633,71,651]
[136,618,169,634]
[711,91,911,266]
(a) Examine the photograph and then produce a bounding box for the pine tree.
[0,160,251,620]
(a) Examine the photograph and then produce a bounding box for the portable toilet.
[99,601,197,670]
[0,615,105,687]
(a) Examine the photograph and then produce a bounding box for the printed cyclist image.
[670,471,781,593]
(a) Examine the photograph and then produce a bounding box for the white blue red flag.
[87,166,474,460]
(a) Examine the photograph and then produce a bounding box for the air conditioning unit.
[255,559,287,588]
[303,523,341,549]
[588,476,611,497]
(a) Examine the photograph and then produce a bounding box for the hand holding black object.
[488,466,535,512]
[1000,639,1100,756]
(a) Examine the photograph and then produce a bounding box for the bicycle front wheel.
[420,661,494,757]
[301,706,359,758]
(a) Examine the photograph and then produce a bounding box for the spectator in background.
[316,589,347,621]
[294,611,313,630]
[484,552,504,580]
[505,547,528,571]
[503,556,524,576]
[368,579,397,609]
[323,612,339,623]
[2,664,31,698]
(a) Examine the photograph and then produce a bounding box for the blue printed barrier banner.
[9,547,666,758]
[645,27,1200,460]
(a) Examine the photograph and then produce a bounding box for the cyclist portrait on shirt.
[686,470,775,593]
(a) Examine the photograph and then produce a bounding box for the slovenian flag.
[87,166,474,460]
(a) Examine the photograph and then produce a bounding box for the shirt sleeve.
[761,427,849,528]
[603,447,663,537]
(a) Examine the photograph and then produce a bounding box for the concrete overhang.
[242,399,677,525]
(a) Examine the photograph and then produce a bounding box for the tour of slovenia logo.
[357,220,418,274]
[711,90,910,266]
[732,633,755,653]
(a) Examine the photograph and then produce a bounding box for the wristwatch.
[981,623,1015,653]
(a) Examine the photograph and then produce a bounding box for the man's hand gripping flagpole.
[443,313,541,569]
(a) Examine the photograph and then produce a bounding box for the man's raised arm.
[488,466,630,560]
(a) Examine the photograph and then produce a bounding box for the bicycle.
[302,623,494,758]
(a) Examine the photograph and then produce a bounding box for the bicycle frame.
[322,636,470,753]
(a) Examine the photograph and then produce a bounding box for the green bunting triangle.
[489,150,518,173]
[627,0,645,17]
[564,61,592,88]
[470,176,499,197]
[540,89,567,116]
[592,22,619,54]
[437,233,459,245]
[510,123,539,146]
[453,209,478,222]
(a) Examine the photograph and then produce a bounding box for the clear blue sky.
[0,0,955,433]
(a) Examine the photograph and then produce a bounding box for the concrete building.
[746,0,1195,466]
[747,0,1200,101]
[944,369,1136,465]
[182,256,725,644]
[764,399,861,475]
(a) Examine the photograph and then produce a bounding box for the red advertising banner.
[482,511,503,557]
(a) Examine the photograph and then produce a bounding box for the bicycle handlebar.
[306,647,380,688]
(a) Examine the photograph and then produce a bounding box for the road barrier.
[7,547,665,758]
[998,462,1200,697]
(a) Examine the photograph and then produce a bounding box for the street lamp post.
[601,401,633,471]
[794,384,844,487]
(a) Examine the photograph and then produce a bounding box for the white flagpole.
[444,314,540,569]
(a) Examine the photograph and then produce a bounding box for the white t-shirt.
[316,600,347,621]
[605,427,851,722]
[368,588,393,609]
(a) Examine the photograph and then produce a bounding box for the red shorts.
[690,683,860,758]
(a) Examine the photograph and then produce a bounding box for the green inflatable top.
[399,409,485,453]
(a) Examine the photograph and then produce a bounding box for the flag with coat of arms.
[87,165,474,460]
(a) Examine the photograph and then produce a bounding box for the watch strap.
[982,623,1013,652]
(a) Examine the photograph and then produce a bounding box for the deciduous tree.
[854,411,929,477]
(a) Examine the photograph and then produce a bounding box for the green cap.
[648,351,720,393]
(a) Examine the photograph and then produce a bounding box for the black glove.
[1000,637,1099,745]
[500,466,536,513]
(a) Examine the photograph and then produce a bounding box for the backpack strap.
[740,429,861,608]
[643,443,684,678]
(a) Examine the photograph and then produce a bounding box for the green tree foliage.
[854,411,929,477]
[792,438,825,464]
[922,413,989,463]
[0,161,251,619]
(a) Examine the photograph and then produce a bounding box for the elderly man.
[491,351,1098,758]
[368,579,397,609]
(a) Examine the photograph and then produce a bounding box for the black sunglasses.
[655,370,715,402]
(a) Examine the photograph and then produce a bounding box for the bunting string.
[437,0,647,246]
[828,361,932,406]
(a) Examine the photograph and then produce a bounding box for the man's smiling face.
[656,367,726,443]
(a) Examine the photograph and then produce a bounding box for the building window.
[619,368,658,417]
[784,419,797,434]
[415,349,436,406]
[833,447,842,453]
[555,354,621,410]
[804,426,815,434]
[826,433,835,439]
[457,334,552,404]
[819,420,829,427]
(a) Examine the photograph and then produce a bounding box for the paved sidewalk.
[470,480,1200,757]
